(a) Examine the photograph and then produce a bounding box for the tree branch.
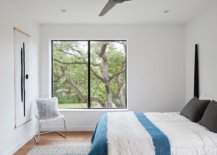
[92,81,102,96]
[90,97,105,107]
[66,78,87,102]
[54,59,99,66]
[56,47,83,56]
[109,66,125,81]
[90,67,104,82]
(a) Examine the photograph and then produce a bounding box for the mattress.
[89,112,217,155]
[146,112,217,155]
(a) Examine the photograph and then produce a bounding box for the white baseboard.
[4,130,37,155]
[41,125,95,132]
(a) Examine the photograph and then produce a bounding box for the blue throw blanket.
[89,112,170,155]
[89,114,108,155]
[135,112,170,155]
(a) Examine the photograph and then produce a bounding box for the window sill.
[59,108,129,112]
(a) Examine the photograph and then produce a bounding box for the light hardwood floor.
[14,131,92,155]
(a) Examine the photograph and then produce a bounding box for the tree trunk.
[117,74,125,108]
[98,42,114,108]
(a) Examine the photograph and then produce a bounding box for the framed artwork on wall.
[14,27,31,128]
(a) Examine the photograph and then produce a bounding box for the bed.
[88,112,217,155]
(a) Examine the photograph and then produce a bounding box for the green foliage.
[52,41,126,108]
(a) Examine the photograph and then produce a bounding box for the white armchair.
[34,97,66,143]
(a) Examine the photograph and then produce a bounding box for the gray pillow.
[36,97,60,120]
[180,97,210,122]
[199,100,217,133]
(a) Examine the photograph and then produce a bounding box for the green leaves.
[52,41,126,108]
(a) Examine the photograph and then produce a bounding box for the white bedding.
[90,112,217,155]
[107,112,155,155]
[106,112,217,155]
[145,112,217,155]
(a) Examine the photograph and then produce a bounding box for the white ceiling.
[10,0,217,24]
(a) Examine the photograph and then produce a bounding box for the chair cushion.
[199,100,217,133]
[36,97,60,120]
[180,97,210,122]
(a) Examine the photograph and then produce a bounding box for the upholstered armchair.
[34,97,66,143]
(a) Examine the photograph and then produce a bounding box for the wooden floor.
[14,131,92,155]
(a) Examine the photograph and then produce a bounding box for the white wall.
[0,2,40,155]
[185,5,217,102]
[40,24,185,131]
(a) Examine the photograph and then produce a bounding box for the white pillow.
[199,94,217,101]
[36,97,60,120]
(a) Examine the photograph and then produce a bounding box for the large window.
[52,40,127,109]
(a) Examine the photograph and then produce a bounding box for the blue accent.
[135,112,171,155]
[88,114,108,155]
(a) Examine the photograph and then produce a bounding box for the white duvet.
[107,112,217,155]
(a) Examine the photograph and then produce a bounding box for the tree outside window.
[52,40,127,109]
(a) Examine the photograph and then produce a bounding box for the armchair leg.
[59,118,67,138]
[63,118,67,133]
[34,136,38,144]
[34,120,41,144]
[56,132,66,138]
[34,118,67,144]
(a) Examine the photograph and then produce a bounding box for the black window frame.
[51,40,127,109]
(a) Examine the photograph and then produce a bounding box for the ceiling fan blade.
[99,0,117,16]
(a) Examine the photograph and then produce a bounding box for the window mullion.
[88,40,91,108]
